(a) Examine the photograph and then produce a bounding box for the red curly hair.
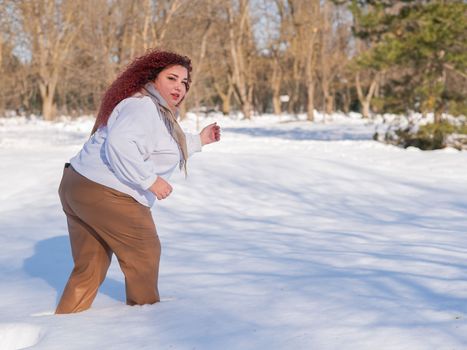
[91,50,192,134]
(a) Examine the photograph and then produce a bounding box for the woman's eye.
[168,77,176,81]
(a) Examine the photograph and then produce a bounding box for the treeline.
[0,0,466,121]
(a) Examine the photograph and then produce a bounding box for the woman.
[56,50,221,314]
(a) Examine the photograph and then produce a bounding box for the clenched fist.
[149,176,173,200]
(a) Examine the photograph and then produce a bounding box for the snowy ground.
[0,112,467,350]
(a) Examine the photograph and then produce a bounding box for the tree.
[317,1,352,115]
[15,0,83,120]
[351,0,467,122]
[285,0,320,120]
[225,0,256,119]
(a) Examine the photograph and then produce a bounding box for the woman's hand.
[200,122,221,146]
[149,176,173,200]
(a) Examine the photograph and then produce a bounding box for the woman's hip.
[59,165,155,234]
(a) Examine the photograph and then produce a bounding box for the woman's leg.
[58,166,161,311]
[115,230,161,306]
[56,167,112,314]
[55,214,112,314]
[90,197,161,306]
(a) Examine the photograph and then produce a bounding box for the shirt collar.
[144,83,180,118]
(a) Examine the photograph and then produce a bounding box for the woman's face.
[154,65,189,111]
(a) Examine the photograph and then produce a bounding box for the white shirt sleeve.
[185,132,202,157]
[104,98,159,190]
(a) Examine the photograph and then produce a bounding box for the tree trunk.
[361,100,370,120]
[221,96,231,115]
[142,0,152,51]
[342,85,351,114]
[307,82,315,121]
[355,72,378,119]
[319,0,336,116]
[301,0,319,120]
[39,77,57,121]
[158,0,182,44]
[272,93,281,115]
[242,99,252,120]
[271,53,282,115]
[41,91,55,121]
[433,68,447,124]
[287,48,301,114]
[324,94,333,115]
[226,0,253,119]
[212,69,233,116]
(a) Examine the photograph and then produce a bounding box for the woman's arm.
[104,98,159,191]
[184,122,221,157]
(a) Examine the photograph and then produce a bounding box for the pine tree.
[350,0,467,122]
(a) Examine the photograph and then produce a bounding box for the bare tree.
[4,0,442,122]
[225,0,255,119]
[265,0,288,115]
[180,0,213,115]
[317,1,351,115]
[14,0,83,120]
[292,0,321,120]
[351,4,380,119]
[208,27,234,115]
[355,71,379,118]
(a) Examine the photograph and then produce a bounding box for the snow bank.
[0,113,466,349]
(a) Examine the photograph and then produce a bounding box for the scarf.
[142,83,188,176]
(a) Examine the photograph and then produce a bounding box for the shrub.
[383,120,467,150]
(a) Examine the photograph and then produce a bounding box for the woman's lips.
[171,93,180,100]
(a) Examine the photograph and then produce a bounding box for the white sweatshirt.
[70,96,202,207]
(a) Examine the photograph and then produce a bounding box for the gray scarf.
[143,83,188,175]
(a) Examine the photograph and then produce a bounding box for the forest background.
[0,0,466,148]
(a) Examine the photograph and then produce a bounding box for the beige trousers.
[56,166,161,314]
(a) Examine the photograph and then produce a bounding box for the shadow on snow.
[23,235,125,304]
[223,125,373,141]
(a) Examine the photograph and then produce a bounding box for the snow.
[1,112,467,349]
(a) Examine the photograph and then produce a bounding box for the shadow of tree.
[223,126,373,141]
